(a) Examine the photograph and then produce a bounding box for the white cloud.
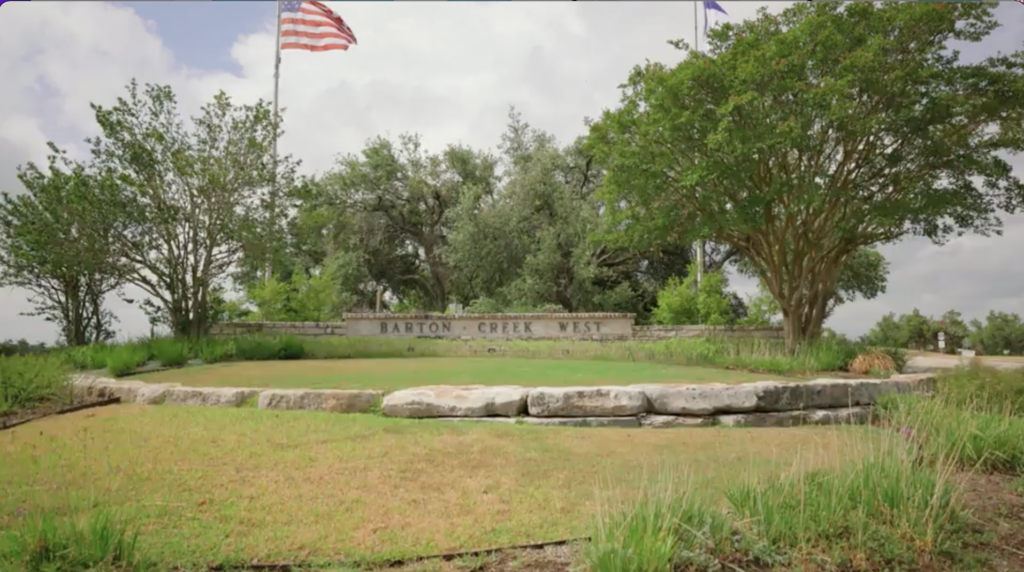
[0,1,1021,343]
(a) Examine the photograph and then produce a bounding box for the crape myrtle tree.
[0,145,122,345]
[88,80,297,339]
[587,1,1024,343]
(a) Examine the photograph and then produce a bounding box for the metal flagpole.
[693,1,704,293]
[266,1,284,285]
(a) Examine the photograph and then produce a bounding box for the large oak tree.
[587,1,1024,342]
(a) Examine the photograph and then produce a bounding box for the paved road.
[904,354,1024,373]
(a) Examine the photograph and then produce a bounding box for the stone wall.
[209,321,347,337]
[71,373,935,429]
[210,319,783,341]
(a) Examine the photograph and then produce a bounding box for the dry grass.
[848,351,898,375]
[0,405,862,568]
[133,358,787,391]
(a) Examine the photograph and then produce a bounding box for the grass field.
[133,358,789,390]
[0,405,862,568]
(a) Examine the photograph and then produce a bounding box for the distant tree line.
[863,310,1024,356]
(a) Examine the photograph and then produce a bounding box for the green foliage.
[0,144,122,346]
[105,344,149,378]
[276,336,306,360]
[969,311,1024,355]
[150,338,189,368]
[230,336,306,361]
[738,281,782,327]
[587,1,1024,342]
[0,354,70,414]
[189,338,235,364]
[651,263,734,326]
[0,508,152,572]
[87,80,296,339]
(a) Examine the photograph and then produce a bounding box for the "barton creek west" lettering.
[380,321,453,335]
[477,321,533,335]
[558,321,603,334]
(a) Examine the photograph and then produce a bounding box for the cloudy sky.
[0,1,1021,343]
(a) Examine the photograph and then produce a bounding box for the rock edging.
[68,373,934,429]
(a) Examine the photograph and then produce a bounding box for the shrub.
[233,336,283,361]
[190,338,235,364]
[61,344,116,372]
[150,338,189,368]
[276,335,306,360]
[0,354,70,414]
[0,508,151,572]
[105,345,149,378]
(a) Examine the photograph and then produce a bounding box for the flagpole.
[266,1,283,285]
[694,1,704,293]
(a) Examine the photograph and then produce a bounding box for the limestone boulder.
[639,377,933,415]
[521,416,640,428]
[381,385,528,418]
[431,417,517,424]
[640,414,718,428]
[70,376,178,405]
[637,382,790,415]
[163,387,261,407]
[716,406,873,428]
[526,386,648,417]
[258,389,382,414]
[716,411,810,428]
[805,407,872,425]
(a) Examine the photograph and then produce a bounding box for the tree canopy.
[587,1,1024,342]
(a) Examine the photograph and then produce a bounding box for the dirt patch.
[0,396,120,431]
[959,473,1024,572]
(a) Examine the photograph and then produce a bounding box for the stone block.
[258,389,382,413]
[526,386,648,417]
[163,387,261,407]
[381,385,528,418]
[521,416,641,428]
[639,414,718,428]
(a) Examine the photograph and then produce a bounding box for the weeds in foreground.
[0,507,152,572]
[0,354,70,414]
[586,437,968,572]
[933,363,1024,416]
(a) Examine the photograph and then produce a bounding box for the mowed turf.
[133,358,787,390]
[0,406,863,567]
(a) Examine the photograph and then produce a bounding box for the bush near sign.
[344,313,635,340]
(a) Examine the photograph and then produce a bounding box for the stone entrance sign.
[343,313,635,340]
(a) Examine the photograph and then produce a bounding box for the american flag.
[280,1,357,53]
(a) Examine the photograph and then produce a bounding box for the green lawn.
[133,358,789,391]
[0,405,861,568]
